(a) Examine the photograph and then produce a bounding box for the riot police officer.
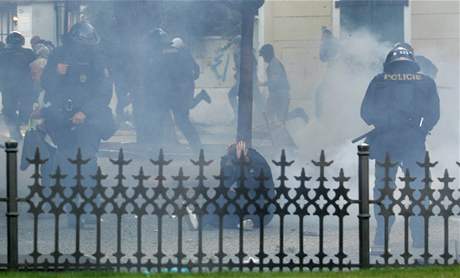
[140,28,178,146]
[0,31,36,140]
[162,37,202,152]
[41,22,115,226]
[360,44,440,254]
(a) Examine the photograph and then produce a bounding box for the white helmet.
[171,37,185,49]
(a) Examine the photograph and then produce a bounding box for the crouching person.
[41,22,116,228]
[187,141,276,230]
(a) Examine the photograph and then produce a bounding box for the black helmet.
[383,44,420,72]
[6,31,25,46]
[67,22,100,46]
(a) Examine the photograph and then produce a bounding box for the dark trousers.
[135,91,179,146]
[170,101,201,151]
[373,149,426,248]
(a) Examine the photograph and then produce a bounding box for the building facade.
[0,0,81,47]
[0,0,458,156]
[259,0,459,155]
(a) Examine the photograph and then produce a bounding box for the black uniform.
[138,29,178,146]
[360,45,440,249]
[0,44,36,139]
[41,25,114,188]
[162,46,202,151]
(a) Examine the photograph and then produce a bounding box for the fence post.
[5,141,18,270]
[358,144,370,268]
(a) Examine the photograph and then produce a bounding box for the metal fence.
[0,142,459,272]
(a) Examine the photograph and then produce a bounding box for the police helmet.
[67,21,100,46]
[393,42,414,53]
[383,44,420,72]
[6,31,25,46]
[171,37,185,49]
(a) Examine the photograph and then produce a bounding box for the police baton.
[352,129,374,144]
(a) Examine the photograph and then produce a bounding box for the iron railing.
[0,142,459,272]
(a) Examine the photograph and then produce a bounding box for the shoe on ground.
[243,256,259,264]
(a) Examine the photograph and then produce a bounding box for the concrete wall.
[16,2,55,48]
[261,0,333,110]
[191,37,237,125]
[410,0,460,161]
[259,0,459,159]
[15,4,32,46]
[31,2,56,44]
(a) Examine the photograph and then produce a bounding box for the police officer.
[170,37,211,110]
[0,31,36,140]
[140,28,178,146]
[41,22,115,227]
[162,37,202,152]
[360,44,440,254]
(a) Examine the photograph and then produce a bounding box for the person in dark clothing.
[170,37,211,110]
[40,22,115,227]
[319,27,339,63]
[163,37,202,152]
[259,44,308,127]
[360,44,440,255]
[187,141,275,230]
[0,31,36,140]
[259,44,290,124]
[316,27,339,118]
[140,28,178,146]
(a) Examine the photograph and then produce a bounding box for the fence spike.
[416,151,438,168]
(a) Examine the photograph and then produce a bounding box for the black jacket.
[41,45,115,139]
[360,68,440,159]
[0,46,35,96]
[219,146,275,227]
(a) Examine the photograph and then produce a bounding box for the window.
[336,0,408,43]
